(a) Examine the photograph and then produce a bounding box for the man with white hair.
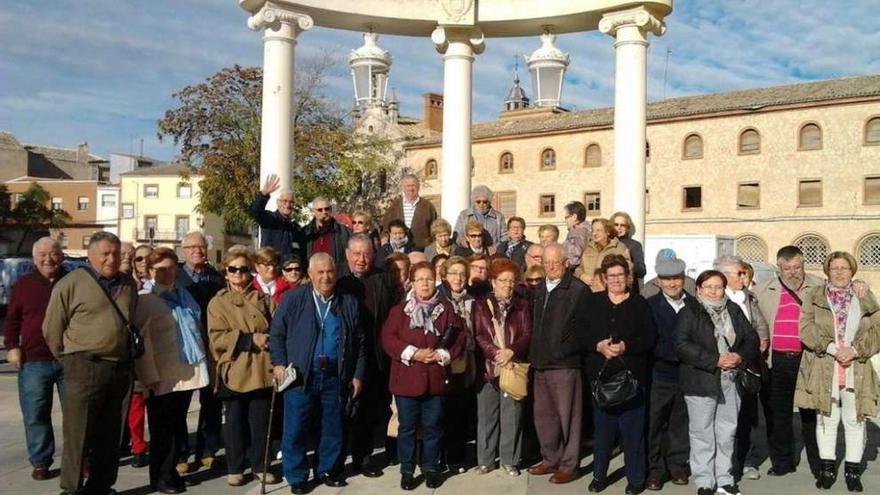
[454,185,508,249]
[4,237,66,481]
[249,173,307,259]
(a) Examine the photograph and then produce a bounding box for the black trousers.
[349,367,394,466]
[194,386,223,460]
[59,355,132,494]
[768,353,819,474]
[733,364,772,475]
[148,390,193,487]
[647,378,689,479]
[222,389,272,474]
[443,389,476,467]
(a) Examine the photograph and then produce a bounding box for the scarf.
[826,282,855,386]
[472,207,490,224]
[505,240,522,257]
[391,236,410,252]
[404,290,443,336]
[697,294,735,355]
[158,287,206,365]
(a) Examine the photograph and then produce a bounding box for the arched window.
[865,117,880,145]
[735,235,768,263]
[499,152,514,173]
[683,133,703,159]
[798,123,823,150]
[857,233,880,269]
[793,233,829,267]
[739,129,760,154]
[541,148,556,170]
[424,159,438,179]
[584,144,601,168]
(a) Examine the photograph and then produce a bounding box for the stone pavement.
[1,343,878,494]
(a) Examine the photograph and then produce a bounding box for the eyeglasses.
[226,266,250,274]
[526,277,543,284]
[314,207,331,212]
[183,244,206,250]
[605,273,627,279]
[352,220,366,225]
[467,234,482,238]
[278,199,295,205]
[701,285,725,291]
[474,199,490,204]
[613,223,628,228]
[283,266,302,273]
[134,256,146,262]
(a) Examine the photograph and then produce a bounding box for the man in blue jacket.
[249,174,307,260]
[270,253,366,494]
[645,255,695,491]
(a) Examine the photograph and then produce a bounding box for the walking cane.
[261,380,278,495]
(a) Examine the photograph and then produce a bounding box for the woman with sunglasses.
[133,244,153,291]
[351,210,382,253]
[207,246,279,487]
[453,185,507,249]
[280,254,308,290]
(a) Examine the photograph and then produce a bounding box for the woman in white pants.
[796,251,880,492]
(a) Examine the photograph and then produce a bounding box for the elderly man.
[305,196,351,267]
[381,173,438,250]
[563,202,591,267]
[271,253,366,494]
[249,173,307,259]
[120,242,135,275]
[175,231,225,472]
[754,246,825,478]
[525,243,544,269]
[454,185,508,248]
[643,249,697,298]
[43,231,137,495]
[645,254,694,490]
[527,243,591,484]
[4,237,67,481]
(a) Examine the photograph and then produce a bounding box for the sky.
[1,0,879,162]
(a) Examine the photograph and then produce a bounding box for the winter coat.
[473,294,533,385]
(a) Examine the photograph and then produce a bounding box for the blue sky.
[2,0,879,161]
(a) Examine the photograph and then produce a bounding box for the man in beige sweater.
[43,231,137,495]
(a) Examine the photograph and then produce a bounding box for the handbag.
[591,357,639,408]
[486,299,530,400]
[82,268,145,359]
[722,336,761,394]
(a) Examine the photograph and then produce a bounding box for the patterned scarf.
[157,287,206,365]
[826,282,855,386]
[404,290,443,336]
[697,294,735,355]
[505,240,522,258]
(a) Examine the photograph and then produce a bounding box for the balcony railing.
[133,229,186,242]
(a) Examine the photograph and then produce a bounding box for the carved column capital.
[247,2,313,35]
[432,26,485,56]
[598,7,666,38]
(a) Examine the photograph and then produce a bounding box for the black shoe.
[767,465,795,476]
[360,460,383,478]
[588,479,607,493]
[131,453,148,468]
[319,473,347,487]
[697,488,715,495]
[844,462,863,492]
[625,483,645,494]
[289,481,311,494]
[154,481,185,494]
[717,484,742,495]
[400,473,418,491]
[816,459,837,489]
[425,472,443,489]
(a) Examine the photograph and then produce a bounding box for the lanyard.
[312,290,333,330]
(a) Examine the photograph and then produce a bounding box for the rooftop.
[119,162,198,177]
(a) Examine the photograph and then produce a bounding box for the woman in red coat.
[473,258,533,476]
[382,261,466,491]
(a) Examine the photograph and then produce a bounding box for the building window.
[540,148,556,170]
[866,176,880,205]
[101,194,116,207]
[77,196,89,211]
[793,234,829,267]
[177,183,192,199]
[856,233,880,269]
[492,191,516,218]
[798,179,822,207]
[51,197,63,210]
[424,159,438,179]
[175,216,190,240]
[122,203,134,219]
[798,123,823,150]
[584,191,601,216]
[144,184,159,198]
[645,188,650,213]
[539,194,556,217]
[81,235,91,249]
[682,186,702,210]
[735,235,768,263]
[739,128,760,154]
[683,133,704,159]
[646,141,651,163]
[144,216,158,238]
[737,182,760,209]
[866,117,880,145]
[13,193,23,204]
[499,152,514,174]
[584,144,601,168]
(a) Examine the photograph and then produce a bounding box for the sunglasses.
[226,265,250,274]
[526,277,542,283]
[474,199,490,204]
[134,256,146,262]
[283,266,302,273]
[352,220,366,225]
[468,234,482,238]
[314,207,331,212]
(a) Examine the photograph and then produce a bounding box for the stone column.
[248,6,313,208]
[432,26,485,222]
[599,8,665,244]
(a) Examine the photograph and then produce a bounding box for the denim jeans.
[18,360,64,467]
[396,395,445,475]
[281,372,343,483]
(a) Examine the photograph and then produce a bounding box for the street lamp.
[525,31,570,108]
[349,32,392,110]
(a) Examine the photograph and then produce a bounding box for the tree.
[6,183,71,252]
[158,56,399,229]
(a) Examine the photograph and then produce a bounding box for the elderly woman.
[351,210,382,253]
[611,212,647,292]
[584,254,657,494]
[383,262,466,490]
[495,217,533,270]
[676,270,759,495]
[376,219,416,269]
[461,220,491,257]
[796,252,880,492]
[207,246,278,487]
[473,258,533,476]
[454,185,508,248]
[252,246,291,303]
[134,244,153,291]
[578,218,632,290]
[133,247,210,494]
[537,224,560,246]
[424,219,467,261]
[280,254,307,290]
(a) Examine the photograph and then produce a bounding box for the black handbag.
[82,268,145,359]
[591,357,640,408]
[735,366,762,394]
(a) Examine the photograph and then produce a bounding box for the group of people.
[3,172,879,495]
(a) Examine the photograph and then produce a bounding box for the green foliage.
[5,183,71,252]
